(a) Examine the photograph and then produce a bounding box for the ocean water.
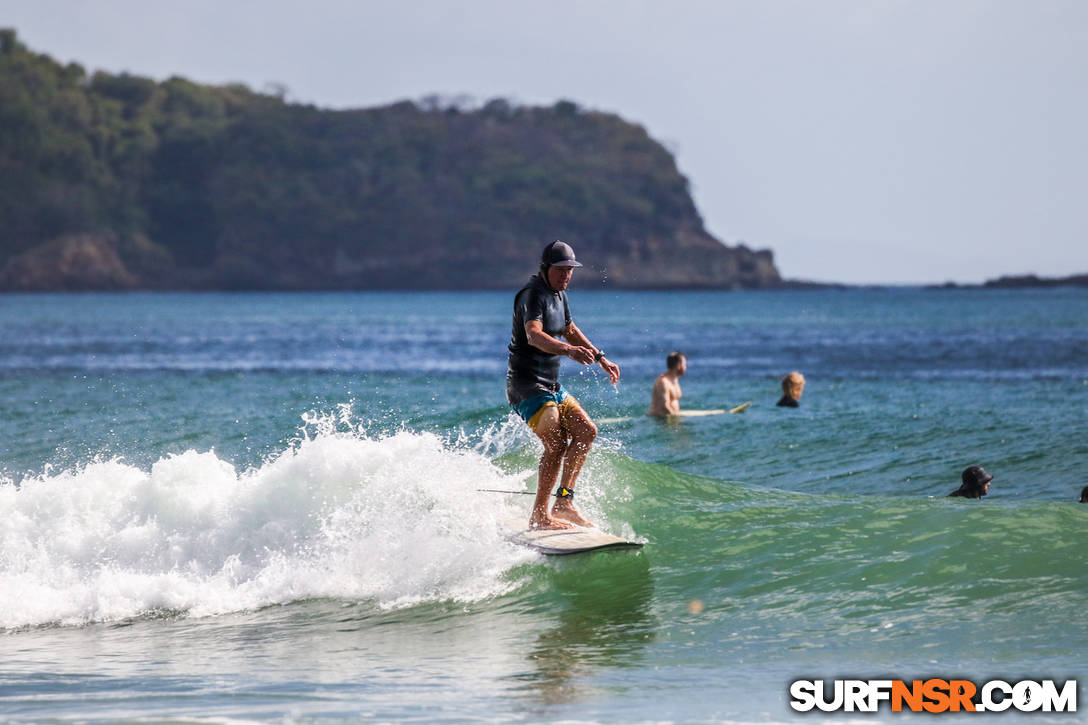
[0,287,1085,723]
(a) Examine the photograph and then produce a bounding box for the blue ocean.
[1,287,1085,722]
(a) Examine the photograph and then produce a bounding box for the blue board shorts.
[511,386,578,432]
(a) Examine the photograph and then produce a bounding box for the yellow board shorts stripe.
[526,396,579,433]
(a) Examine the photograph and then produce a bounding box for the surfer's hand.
[566,345,596,364]
[600,358,620,384]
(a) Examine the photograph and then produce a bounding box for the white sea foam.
[464,411,542,460]
[0,413,539,629]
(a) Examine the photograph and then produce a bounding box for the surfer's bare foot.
[551,501,593,528]
[528,515,573,531]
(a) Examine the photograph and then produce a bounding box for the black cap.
[541,240,582,268]
[961,465,993,488]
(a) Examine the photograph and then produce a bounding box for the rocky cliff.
[0,30,781,291]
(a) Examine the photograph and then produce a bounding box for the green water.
[0,289,1085,721]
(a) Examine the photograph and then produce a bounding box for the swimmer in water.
[948,465,994,499]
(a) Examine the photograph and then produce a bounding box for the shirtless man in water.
[506,241,621,530]
[648,351,686,417]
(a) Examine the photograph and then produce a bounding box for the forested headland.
[0,29,781,291]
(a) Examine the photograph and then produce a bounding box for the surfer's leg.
[528,404,573,530]
[551,399,596,527]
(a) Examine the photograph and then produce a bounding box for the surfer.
[1079,485,1087,503]
[776,371,805,407]
[506,240,621,530]
[648,351,686,417]
[948,465,994,498]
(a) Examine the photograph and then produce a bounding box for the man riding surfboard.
[505,241,620,530]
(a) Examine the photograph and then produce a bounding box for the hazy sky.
[5,0,1086,283]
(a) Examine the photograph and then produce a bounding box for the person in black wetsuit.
[507,241,621,530]
[948,465,993,498]
[1079,485,1087,503]
[776,371,805,407]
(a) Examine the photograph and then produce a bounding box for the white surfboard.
[596,416,633,424]
[507,526,644,555]
[643,409,724,420]
[600,406,745,423]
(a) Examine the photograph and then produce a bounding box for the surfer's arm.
[650,377,679,415]
[524,320,595,363]
[563,321,620,383]
[667,388,680,414]
[664,382,680,415]
[648,377,669,416]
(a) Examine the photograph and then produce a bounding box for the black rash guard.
[506,274,572,405]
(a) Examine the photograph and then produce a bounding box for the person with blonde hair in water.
[776,371,805,407]
[505,241,621,531]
